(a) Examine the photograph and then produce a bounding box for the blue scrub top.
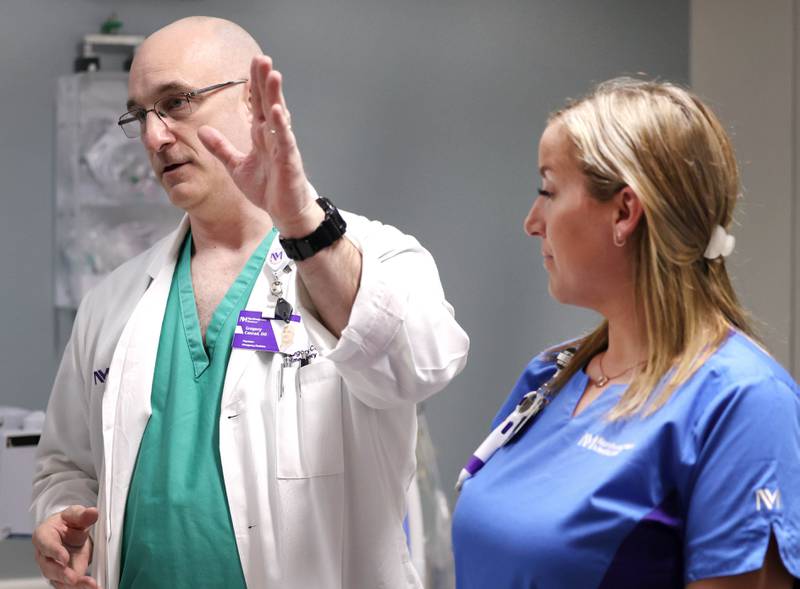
[452,331,800,588]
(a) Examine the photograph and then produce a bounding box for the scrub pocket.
[276,359,345,479]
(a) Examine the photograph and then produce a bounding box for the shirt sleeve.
[682,374,800,583]
[31,300,99,524]
[324,211,470,409]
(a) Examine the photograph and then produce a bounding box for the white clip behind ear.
[703,225,735,260]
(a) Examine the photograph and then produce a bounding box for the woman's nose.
[524,197,545,237]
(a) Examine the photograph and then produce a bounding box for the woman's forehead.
[538,123,576,177]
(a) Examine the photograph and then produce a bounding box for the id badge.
[233,310,309,354]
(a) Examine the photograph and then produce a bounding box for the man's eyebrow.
[126,81,194,110]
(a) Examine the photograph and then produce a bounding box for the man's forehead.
[126,79,192,109]
[127,48,217,108]
[126,18,254,108]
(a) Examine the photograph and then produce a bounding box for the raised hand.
[32,505,100,589]
[198,55,322,236]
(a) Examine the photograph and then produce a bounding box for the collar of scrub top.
[455,346,577,491]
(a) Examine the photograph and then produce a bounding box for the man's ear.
[612,185,644,243]
[244,80,254,123]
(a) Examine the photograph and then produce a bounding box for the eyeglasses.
[118,79,248,139]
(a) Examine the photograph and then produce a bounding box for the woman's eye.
[538,188,554,198]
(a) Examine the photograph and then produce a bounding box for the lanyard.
[455,347,576,491]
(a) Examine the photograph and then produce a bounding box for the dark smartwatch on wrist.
[279,197,347,261]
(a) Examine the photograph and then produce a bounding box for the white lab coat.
[32,210,469,589]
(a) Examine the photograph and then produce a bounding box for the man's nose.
[140,111,175,153]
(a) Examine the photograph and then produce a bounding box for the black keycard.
[275,297,293,323]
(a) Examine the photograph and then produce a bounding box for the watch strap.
[279,197,347,261]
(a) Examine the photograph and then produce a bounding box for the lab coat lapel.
[100,217,188,588]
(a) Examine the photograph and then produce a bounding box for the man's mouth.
[162,162,187,175]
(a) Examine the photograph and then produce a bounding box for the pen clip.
[509,393,547,438]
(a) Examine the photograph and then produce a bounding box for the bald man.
[31,17,468,589]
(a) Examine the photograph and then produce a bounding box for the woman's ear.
[612,186,644,245]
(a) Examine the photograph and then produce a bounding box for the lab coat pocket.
[276,359,344,479]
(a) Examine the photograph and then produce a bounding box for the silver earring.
[613,231,626,247]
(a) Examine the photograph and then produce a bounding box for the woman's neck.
[600,291,649,373]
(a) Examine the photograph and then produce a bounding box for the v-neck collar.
[176,228,278,378]
[566,369,626,420]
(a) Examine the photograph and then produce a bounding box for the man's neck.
[187,195,273,254]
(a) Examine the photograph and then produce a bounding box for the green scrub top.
[119,228,276,588]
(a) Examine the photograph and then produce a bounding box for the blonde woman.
[452,79,799,588]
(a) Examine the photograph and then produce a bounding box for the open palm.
[198,55,314,230]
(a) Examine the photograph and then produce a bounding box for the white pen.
[455,391,547,491]
[455,347,576,491]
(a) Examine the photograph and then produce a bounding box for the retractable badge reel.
[270,268,294,323]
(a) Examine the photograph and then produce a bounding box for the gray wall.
[691,0,799,377]
[0,0,688,507]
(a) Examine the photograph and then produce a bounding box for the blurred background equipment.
[405,409,456,589]
[74,14,141,72]
[0,407,44,540]
[55,59,182,311]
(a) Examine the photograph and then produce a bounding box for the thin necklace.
[592,352,645,387]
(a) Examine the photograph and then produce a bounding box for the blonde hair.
[547,77,758,419]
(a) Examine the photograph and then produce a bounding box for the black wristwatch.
[279,197,347,261]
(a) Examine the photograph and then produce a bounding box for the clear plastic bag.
[55,72,182,307]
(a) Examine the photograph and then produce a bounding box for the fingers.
[250,55,291,130]
[61,526,90,552]
[268,102,308,203]
[249,57,263,120]
[33,518,70,565]
[250,55,274,123]
[49,576,98,589]
[35,550,79,586]
[33,508,99,589]
[75,575,100,589]
[266,69,289,115]
[198,126,246,172]
[59,506,96,553]
[67,542,98,589]
[61,506,98,531]
[269,102,298,156]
